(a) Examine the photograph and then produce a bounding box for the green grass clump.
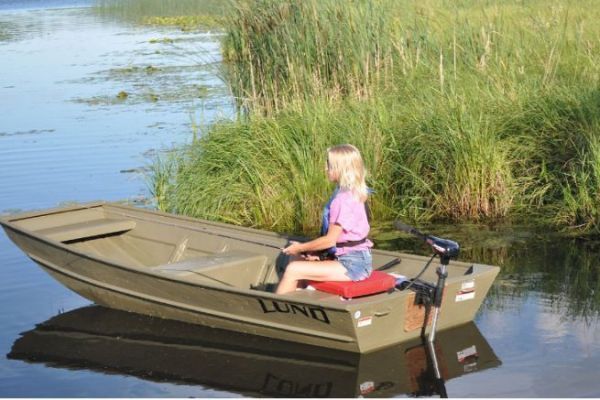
[388,94,516,222]
[151,0,600,235]
[507,89,600,231]
[160,100,394,233]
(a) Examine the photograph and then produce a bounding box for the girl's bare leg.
[275,260,350,295]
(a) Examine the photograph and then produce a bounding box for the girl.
[276,144,373,294]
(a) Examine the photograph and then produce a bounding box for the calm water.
[1,3,600,398]
[0,0,93,11]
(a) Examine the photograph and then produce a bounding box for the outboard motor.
[393,221,461,398]
[393,221,460,342]
[426,235,460,263]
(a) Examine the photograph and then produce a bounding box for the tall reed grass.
[222,0,397,113]
[151,0,600,235]
[163,100,394,233]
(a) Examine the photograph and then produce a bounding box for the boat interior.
[6,203,476,294]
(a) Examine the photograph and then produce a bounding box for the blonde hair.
[327,144,368,202]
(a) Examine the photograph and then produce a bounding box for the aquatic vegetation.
[109,65,161,74]
[141,16,222,30]
[146,152,179,212]
[94,0,226,29]
[0,129,55,137]
[0,20,18,42]
[160,99,396,232]
[148,37,174,44]
[75,83,221,106]
[222,0,397,114]
[151,0,600,235]
[71,54,226,106]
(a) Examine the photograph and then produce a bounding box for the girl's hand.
[301,253,320,261]
[282,241,304,256]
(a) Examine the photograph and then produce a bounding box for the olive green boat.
[8,305,501,397]
[0,202,499,353]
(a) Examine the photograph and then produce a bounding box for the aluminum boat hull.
[1,202,499,353]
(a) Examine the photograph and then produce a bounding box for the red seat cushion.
[309,271,396,298]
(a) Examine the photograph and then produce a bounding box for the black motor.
[425,235,460,262]
[393,221,460,262]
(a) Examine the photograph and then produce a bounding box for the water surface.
[0,0,93,11]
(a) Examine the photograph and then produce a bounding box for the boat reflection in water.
[8,306,500,397]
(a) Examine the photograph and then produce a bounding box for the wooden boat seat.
[37,219,136,242]
[152,250,268,287]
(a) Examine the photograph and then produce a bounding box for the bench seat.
[152,250,268,288]
[153,250,266,275]
[37,219,136,242]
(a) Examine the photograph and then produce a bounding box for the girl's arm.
[282,224,343,256]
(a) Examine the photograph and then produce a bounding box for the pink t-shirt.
[328,189,373,256]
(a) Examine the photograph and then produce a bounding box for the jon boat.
[0,202,500,353]
[8,305,501,397]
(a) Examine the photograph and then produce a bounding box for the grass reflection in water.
[373,223,600,320]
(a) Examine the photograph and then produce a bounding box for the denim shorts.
[337,250,372,281]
